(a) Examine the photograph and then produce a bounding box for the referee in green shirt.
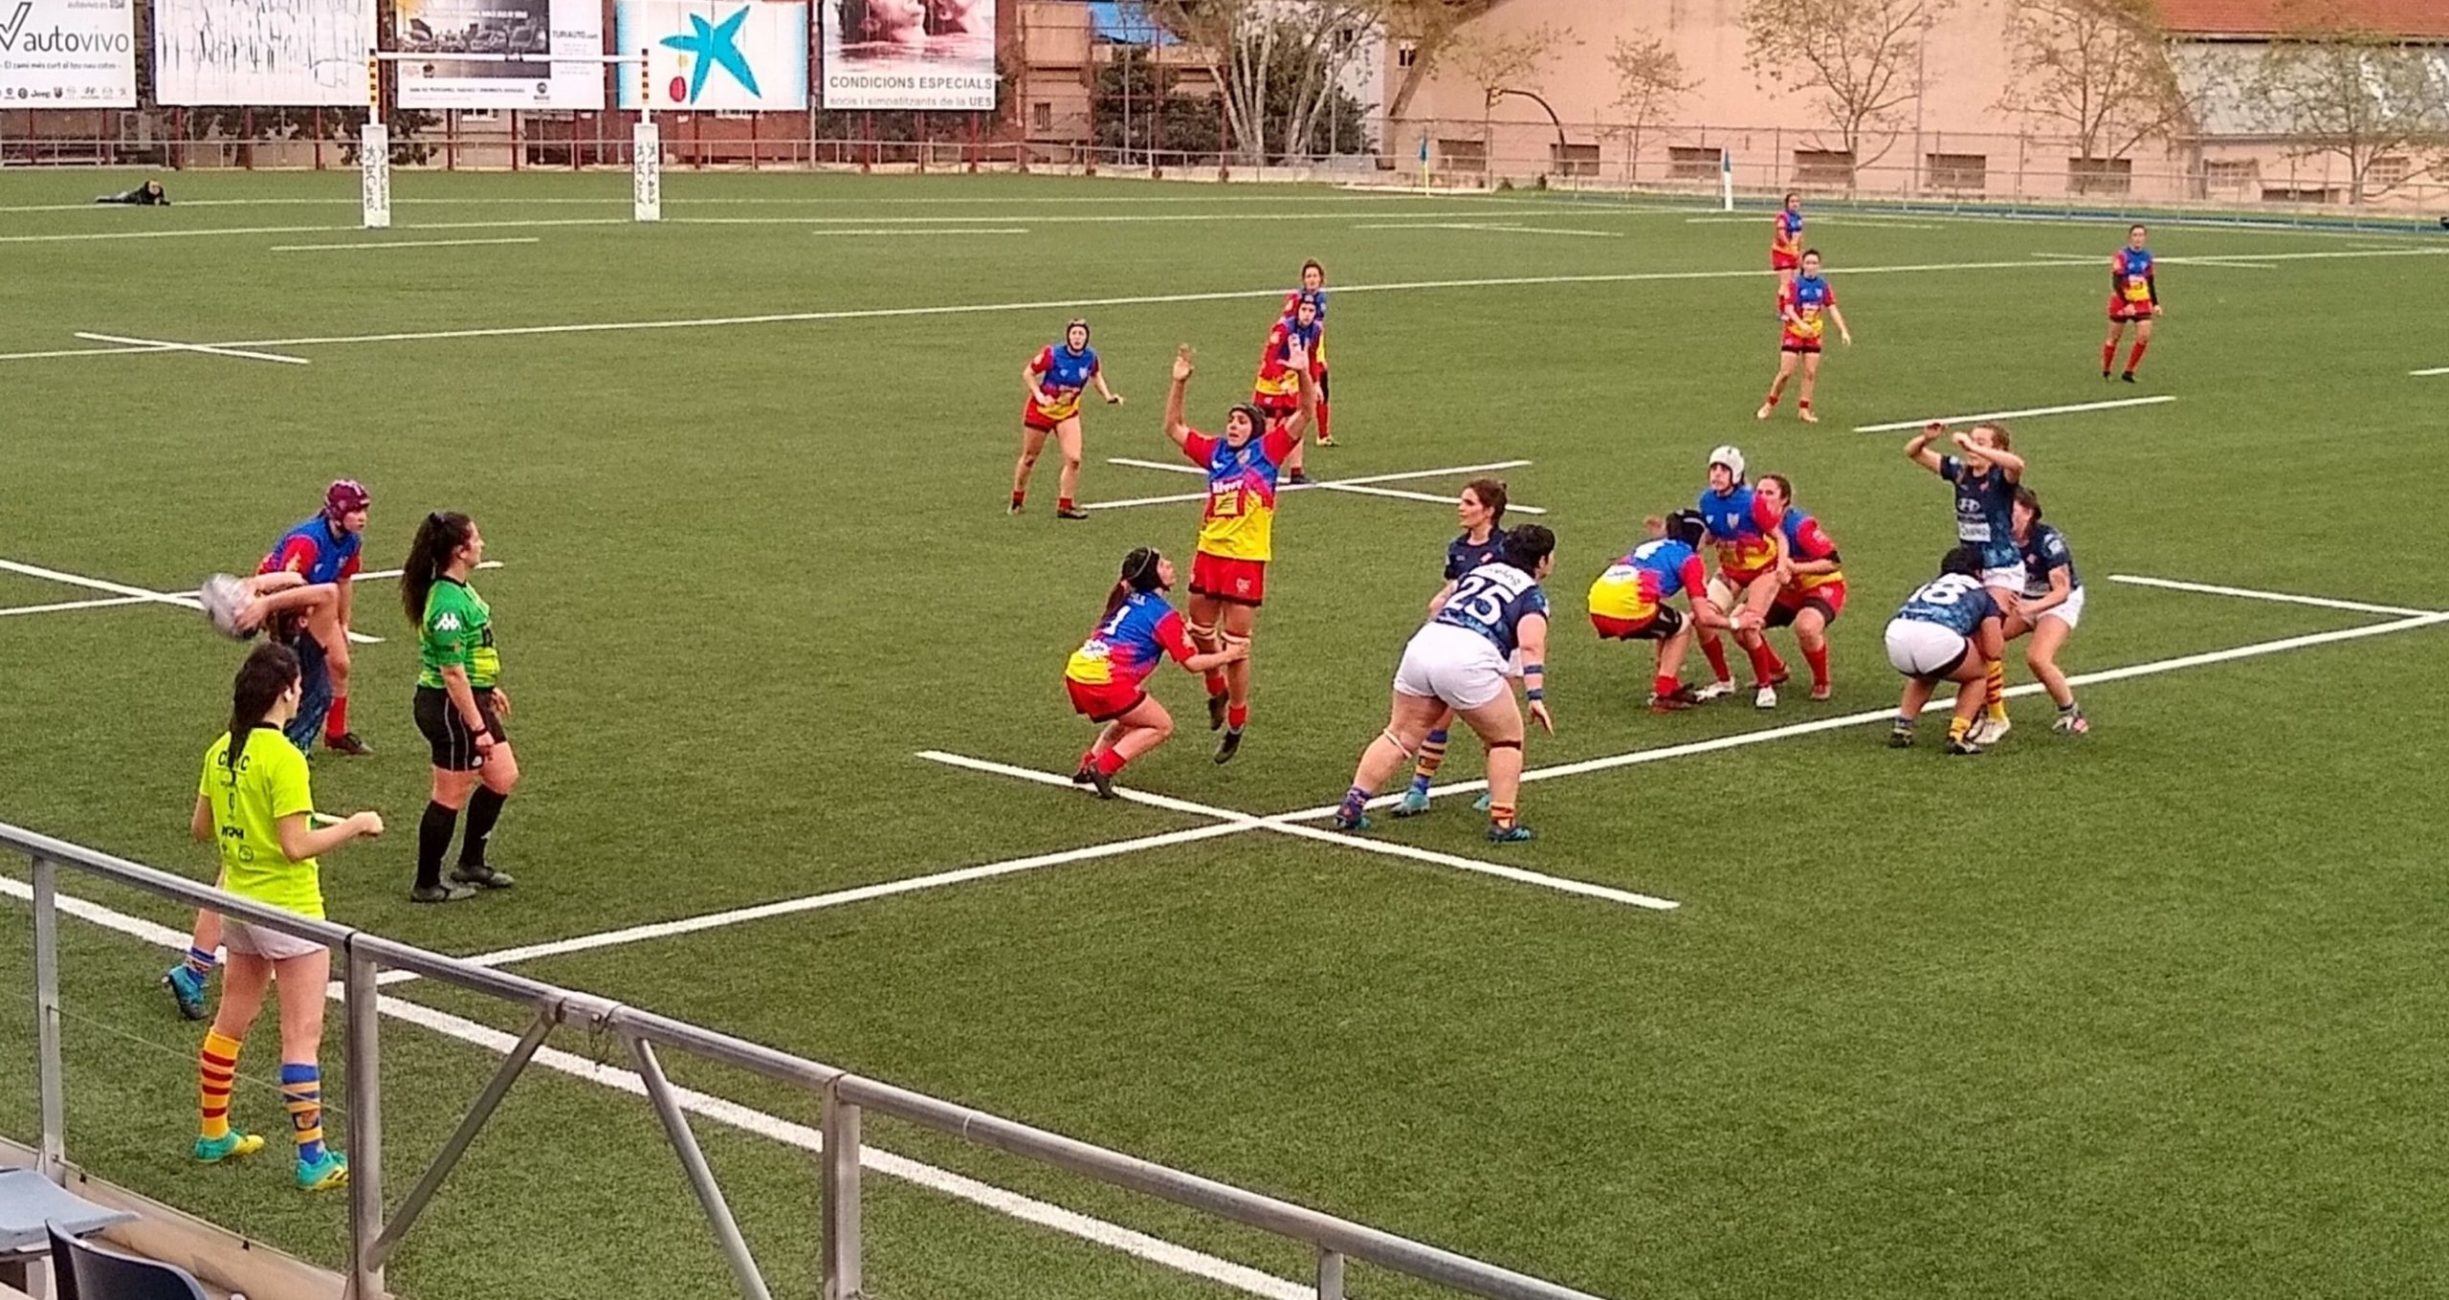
[403,512,521,904]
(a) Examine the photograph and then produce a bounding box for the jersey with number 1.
[1433,563,1548,658]
[1894,573,2003,637]
[1065,591,1194,690]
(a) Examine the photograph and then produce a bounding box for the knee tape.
[1378,729,1418,761]
[1486,739,1524,752]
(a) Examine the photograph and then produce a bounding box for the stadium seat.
[46,1225,209,1300]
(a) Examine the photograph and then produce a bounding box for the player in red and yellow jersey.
[1771,192,1805,286]
[1758,249,1852,424]
[2103,224,2160,382]
[1013,319,1122,519]
[1063,548,1247,798]
[1254,293,1323,485]
[1752,473,1846,702]
[1165,340,1312,763]
[1283,260,1335,448]
[1587,511,1746,713]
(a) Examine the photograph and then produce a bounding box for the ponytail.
[225,642,302,773]
[402,511,473,628]
[1102,547,1164,621]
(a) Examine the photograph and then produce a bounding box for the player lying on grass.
[1905,419,2027,743]
[1333,524,1556,843]
[1884,546,2007,756]
[2000,486,2088,737]
[1589,510,1745,713]
[1065,547,1248,798]
[1394,478,1511,817]
[1751,473,1846,704]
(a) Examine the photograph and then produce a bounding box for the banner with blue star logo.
[615,0,807,111]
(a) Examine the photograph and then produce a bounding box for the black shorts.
[414,685,506,772]
[1765,597,1839,630]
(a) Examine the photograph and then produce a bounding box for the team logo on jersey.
[434,613,462,632]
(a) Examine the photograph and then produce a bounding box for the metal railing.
[4,818,1604,1300]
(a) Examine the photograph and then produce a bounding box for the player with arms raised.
[1884,546,2006,755]
[1757,249,1851,424]
[1012,318,1122,520]
[1588,510,1743,712]
[2103,224,2160,382]
[1905,420,2027,742]
[1063,548,1247,798]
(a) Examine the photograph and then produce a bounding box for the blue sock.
[280,1063,326,1163]
[183,946,217,978]
[1338,785,1370,819]
[1409,729,1450,794]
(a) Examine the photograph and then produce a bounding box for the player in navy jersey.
[1884,546,2007,755]
[1395,478,1508,817]
[1334,525,1556,843]
[2103,224,2160,382]
[1063,548,1246,798]
[1906,420,2027,740]
[1013,319,1123,519]
[2001,486,2088,736]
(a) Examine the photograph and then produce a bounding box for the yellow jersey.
[198,727,324,919]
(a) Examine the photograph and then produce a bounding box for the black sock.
[417,802,459,890]
[459,787,507,869]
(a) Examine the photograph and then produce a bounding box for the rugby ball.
[198,574,249,640]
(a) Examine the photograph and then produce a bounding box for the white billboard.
[0,0,139,108]
[393,0,605,109]
[819,0,992,110]
[154,0,375,106]
[615,0,806,113]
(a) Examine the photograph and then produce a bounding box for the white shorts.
[1393,623,1514,712]
[1885,618,1970,679]
[2038,584,2086,630]
[221,919,326,962]
[1980,562,2029,596]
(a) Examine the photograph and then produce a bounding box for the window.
[1925,152,1986,192]
[2067,156,2132,195]
[1668,145,1723,180]
[2261,185,2338,204]
[1438,137,1487,173]
[2367,155,2412,190]
[1792,149,1853,186]
[458,108,500,123]
[1397,44,1416,69]
[2204,159,2259,189]
[1550,141,1600,178]
[1032,102,1052,132]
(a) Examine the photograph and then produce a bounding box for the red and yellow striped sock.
[199,1029,241,1140]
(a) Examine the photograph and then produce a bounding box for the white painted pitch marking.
[2106,574,2440,619]
[0,560,499,644]
[1686,217,1942,229]
[1092,458,1548,514]
[269,237,543,253]
[807,227,1030,237]
[0,875,1311,1300]
[73,331,310,366]
[2413,366,2449,377]
[1854,395,2175,433]
[918,750,1680,912]
[1354,222,1623,238]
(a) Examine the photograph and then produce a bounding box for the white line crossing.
[2105,574,2438,618]
[73,331,310,366]
[0,559,503,644]
[1854,395,2175,433]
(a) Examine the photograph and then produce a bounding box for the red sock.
[324,697,349,738]
[1653,674,1678,698]
[2126,339,2148,372]
[1743,641,1783,686]
[1226,704,1249,730]
[1203,670,1227,695]
[1079,747,1100,771]
[1095,748,1127,776]
[1315,398,1332,440]
[1803,642,1831,689]
[2101,341,2117,372]
[1056,497,1075,512]
[1700,638,1733,683]
[1761,391,1781,409]
[1010,490,1025,508]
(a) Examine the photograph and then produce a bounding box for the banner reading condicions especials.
[394,0,604,109]
[615,0,805,112]
[819,0,992,110]
[0,0,138,107]
[153,0,375,105]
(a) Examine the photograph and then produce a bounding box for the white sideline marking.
[2106,574,2438,618]
[1854,395,2175,433]
[0,875,1310,1300]
[2414,366,2449,377]
[269,237,543,253]
[1093,458,1547,515]
[1354,222,1622,238]
[73,331,309,366]
[918,750,1681,912]
[1685,217,1941,229]
[2176,257,2278,270]
[0,559,502,644]
[808,227,1030,237]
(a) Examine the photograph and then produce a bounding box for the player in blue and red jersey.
[256,480,372,756]
[1884,546,2007,755]
[1254,293,1324,485]
[1691,446,1789,705]
[1394,478,1509,816]
[1587,510,1744,713]
[1283,260,1335,448]
[1758,249,1852,424]
[1752,473,1845,702]
[1165,339,1312,763]
[1064,548,1247,798]
[1013,319,1123,519]
[2103,224,2160,382]
[1771,192,1805,286]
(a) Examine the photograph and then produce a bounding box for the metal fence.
[4,817,1603,1300]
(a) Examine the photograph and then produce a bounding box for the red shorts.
[1769,581,1847,628]
[1592,608,1680,641]
[1022,402,1073,433]
[1251,396,1299,427]
[1065,678,1146,723]
[1190,552,1266,606]
[2107,297,2153,322]
[1780,336,1823,354]
[1772,250,1801,271]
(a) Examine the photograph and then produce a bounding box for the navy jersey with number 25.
[1895,573,2004,637]
[1434,563,1549,657]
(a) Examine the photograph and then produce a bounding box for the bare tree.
[1741,0,1950,173]
[1605,34,1696,182]
[1379,0,1499,126]
[1442,21,1570,175]
[1998,0,2195,163]
[2244,3,2449,203]
[1146,0,1379,165]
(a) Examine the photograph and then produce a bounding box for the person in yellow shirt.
[189,642,384,1192]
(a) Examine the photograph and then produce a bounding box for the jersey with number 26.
[1433,563,1548,657]
[1894,573,2003,637]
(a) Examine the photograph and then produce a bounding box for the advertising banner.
[393,0,605,109]
[154,0,375,105]
[0,0,138,108]
[819,0,992,110]
[614,0,805,113]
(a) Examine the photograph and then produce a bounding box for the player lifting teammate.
[2104,224,2160,382]
[1064,548,1248,797]
[1013,318,1122,519]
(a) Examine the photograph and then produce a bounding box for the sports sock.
[1893,715,1916,731]
[2059,700,2081,716]
[280,1062,326,1163]
[1096,748,1127,776]
[1203,671,1226,696]
[1488,803,1517,831]
[1761,391,1781,409]
[1010,490,1025,509]
[2126,339,2149,372]
[1949,715,1973,743]
[1653,674,1679,698]
[324,696,349,739]
[1227,704,1248,731]
[417,801,458,890]
[2101,341,2118,373]
[1408,729,1448,794]
[1743,640,1781,686]
[458,787,506,869]
[1700,637,1733,683]
[199,1030,241,1140]
[1803,642,1831,689]
[1986,661,2009,720]
[183,945,218,979]
[1337,785,1369,821]
[1056,496,1075,513]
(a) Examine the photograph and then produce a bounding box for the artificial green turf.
[3,169,2446,1299]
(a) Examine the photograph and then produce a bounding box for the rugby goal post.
[362,49,659,229]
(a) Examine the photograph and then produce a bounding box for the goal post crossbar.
[360,46,661,229]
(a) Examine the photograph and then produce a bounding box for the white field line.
[0,875,1310,1300]
[1854,395,2176,433]
[0,560,502,643]
[2175,257,2278,270]
[269,237,542,253]
[2413,366,2449,377]
[1684,217,1941,229]
[0,192,1558,214]
[1354,222,1622,237]
[73,331,310,366]
[1093,458,1547,514]
[2105,573,2438,618]
[808,227,1030,237]
[0,256,2265,366]
[917,750,1680,912]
